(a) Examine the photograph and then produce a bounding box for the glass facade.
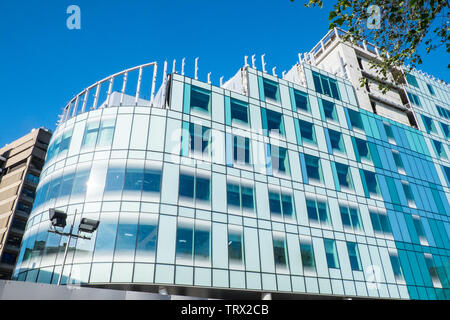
[13,62,450,300]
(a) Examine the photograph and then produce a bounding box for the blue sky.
[0,0,448,147]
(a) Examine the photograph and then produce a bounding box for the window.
[298,119,316,145]
[263,78,280,102]
[230,98,249,124]
[436,105,450,120]
[227,182,254,212]
[369,211,392,235]
[354,138,372,162]
[58,130,73,154]
[328,129,346,153]
[335,162,353,189]
[347,109,364,131]
[179,173,210,203]
[406,73,419,88]
[233,135,250,165]
[262,108,285,136]
[269,145,290,176]
[269,191,294,220]
[143,169,161,194]
[424,254,442,288]
[228,229,244,266]
[135,214,158,262]
[194,225,210,262]
[104,166,125,193]
[407,92,421,107]
[190,86,211,114]
[188,123,211,156]
[293,89,309,112]
[401,181,415,207]
[389,252,404,280]
[439,122,449,138]
[176,223,193,261]
[324,239,340,269]
[58,172,75,198]
[426,83,435,96]
[21,187,36,199]
[384,122,396,143]
[306,199,331,225]
[412,215,428,245]
[25,173,39,185]
[362,170,380,197]
[340,205,363,230]
[82,121,100,149]
[392,150,405,174]
[71,169,90,197]
[421,115,437,134]
[432,139,447,159]
[300,238,316,272]
[96,119,115,147]
[442,165,450,184]
[347,242,362,271]
[17,202,32,214]
[312,71,340,100]
[273,237,289,269]
[124,167,144,191]
[321,99,338,121]
[303,154,323,184]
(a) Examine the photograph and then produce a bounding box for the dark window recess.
[357,57,364,70]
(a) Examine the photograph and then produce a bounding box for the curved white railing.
[59,61,161,124]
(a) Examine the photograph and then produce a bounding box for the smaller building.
[0,128,52,279]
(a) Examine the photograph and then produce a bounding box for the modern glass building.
[13,29,450,299]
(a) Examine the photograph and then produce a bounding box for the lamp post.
[48,209,99,285]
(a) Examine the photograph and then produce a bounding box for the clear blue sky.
[0,0,448,147]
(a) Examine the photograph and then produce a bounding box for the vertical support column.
[135,67,143,104]
[194,57,199,80]
[120,72,128,106]
[106,77,114,107]
[150,63,158,104]
[92,82,101,109]
[81,90,89,113]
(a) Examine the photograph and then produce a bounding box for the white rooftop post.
[72,96,79,117]
[298,53,302,64]
[81,89,89,112]
[150,63,158,104]
[120,72,128,106]
[244,55,249,67]
[207,72,211,84]
[172,59,176,73]
[106,77,114,107]
[362,40,368,51]
[194,57,199,80]
[251,55,256,69]
[181,58,185,75]
[261,54,267,73]
[135,66,144,104]
[93,82,101,109]
[272,67,277,77]
[282,70,286,78]
[220,76,224,87]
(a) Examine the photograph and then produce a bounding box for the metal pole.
[57,210,77,285]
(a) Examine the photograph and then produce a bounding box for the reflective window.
[432,139,447,159]
[421,115,437,134]
[263,78,280,102]
[347,242,362,271]
[233,135,250,165]
[82,121,100,149]
[426,83,435,95]
[270,145,290,176]
[143,169,161,193]
[369,211,392,234]
[59,172,75,198]
[389,252,404,280]
[335,162,353,189]
[58,130,73,154]
[47,176,62,201]
[304,154,323,183]
[194,226,210,261]
[392,150,405,174]
[406,73,419,87]
[407,92,421,107]
[340,205,363,231]
[188,122,211,156]
[298,119,316,145]
[104,166,125,193]
[322,99,338,121]
[412,215,428,245]
[190,86,211,114]
[347,109,364,130]
[324,238,340,269]
[293,89,309,112]
[436,105,450,120]
[176,225,193,260]
[313,72,340,100]
[263,108,285,136]
[93,213,118,262]
[227,183,254,212]
[384,122,396,143]
[228,229,244,266]
[269,191,294,220]
[401,181,415,207]
[135,214,158,262]
[354,137,372,162]
[97,119,115,148]
[71,169,91,197]
[230,99,249,124]
[439,122,449,138]
[124,167,143,191]
[273,237,289,269]
[114,213,138,261]
[424,254,442,288]
[329,129,345,153]
[362,170,380,196]
[306,199,331,225]
[299,238,315,272]
[179,173,210,203]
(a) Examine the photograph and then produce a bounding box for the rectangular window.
[347,242,362,271]
[194,225,210,261]
[263,78,280,102]
[436,105,450,120]
[335,162,353,190]
[190,86,211,114]
[407,92,421,107]
[176,224,193,260]
[383,122,396,143]
[143,169,161,193]
[321,99,338,121]
[424,254,442,288]
[329,129,346,153]
[124,167,144,191]
[293,89,309,112]
[421,115,437,134]
[439,122,449,138]
[263,109,285,136]
[300,238,316,272]
[135,214,158,262]
[227,182,255,212]
[412,215,428,245]
[71,169,90,197]
[389,252,404,280]
[340,205,363,231]
[273,237,289,269]
[189,123,211,156]
[104,166,125,193]
[392,150,405,174]
[269,191,294,220]
[270,145,290,176]
[354,137,372,162]
[306,199,331,225]
[313,71,340,100]
[228,229,244,266]
[298,119,316,145]
[304,154,323,184]
[179,173,210,203]
[230,98,249,124]
[97,119,115,148]
[347,109,364,131]
[369,211,392,234]
[82,121,100,149]
[58,130,73,154]
[58,172,75,198]
[426,83,435,95]
[324,239,340,269]
[233,135,250,165]
[363,170,380,197]
[401,181,415,207]
[432,139,447,159]
[406,73,419,88]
